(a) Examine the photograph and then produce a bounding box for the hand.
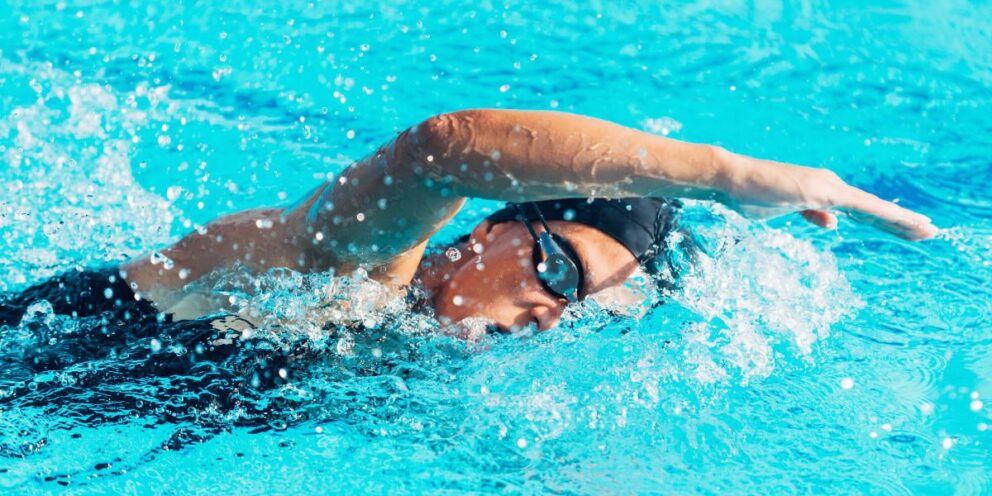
[720,151,939,241]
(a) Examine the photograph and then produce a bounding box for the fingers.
[836,187,939,241]
[801,210,838,230]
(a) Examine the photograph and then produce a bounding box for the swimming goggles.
[513,204,584,303]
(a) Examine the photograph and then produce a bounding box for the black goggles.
[513,204,585,303]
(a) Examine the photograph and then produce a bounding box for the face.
[429,219,640,338]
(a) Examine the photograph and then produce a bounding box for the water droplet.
[150,252,175,270]
[840,378,854,390]
[452,295,464,306]
[445,247,462,262]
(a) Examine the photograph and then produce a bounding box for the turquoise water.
[1,0,990,493]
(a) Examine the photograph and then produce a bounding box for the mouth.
[486,323,509,334]
[443,316,498,340]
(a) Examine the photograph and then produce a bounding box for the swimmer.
[3,109,938,343]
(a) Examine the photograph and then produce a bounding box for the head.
[424,198,689,338]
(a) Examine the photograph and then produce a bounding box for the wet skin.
[120,109,939,332]
[418,219,639,339]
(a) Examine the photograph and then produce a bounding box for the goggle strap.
[531,204,554,233]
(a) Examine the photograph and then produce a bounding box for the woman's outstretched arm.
[304,109,936,264]
[124,108,938,305]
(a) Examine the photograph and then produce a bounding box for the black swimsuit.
[0,268,304,425]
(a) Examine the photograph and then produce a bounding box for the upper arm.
[122,207,303,308]
[287,120,468,271]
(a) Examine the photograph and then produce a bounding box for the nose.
[530,305,563,331]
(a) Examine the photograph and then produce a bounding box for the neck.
[415,241,470,302]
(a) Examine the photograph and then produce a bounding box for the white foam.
[669,203,862,383]
[0,61,176,291]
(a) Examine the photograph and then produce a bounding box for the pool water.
[1,0,990,494]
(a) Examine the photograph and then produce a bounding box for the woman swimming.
[0,109,937,397]
[121,109,935,328]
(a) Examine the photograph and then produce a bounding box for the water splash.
[0,60,176,291]
[671,203,862,383]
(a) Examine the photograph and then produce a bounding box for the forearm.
[300,107,935,275]
[302,110,758,267]
[414,109,731,202]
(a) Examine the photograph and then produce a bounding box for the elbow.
[409,110,484,162]
[407,113,452,163]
